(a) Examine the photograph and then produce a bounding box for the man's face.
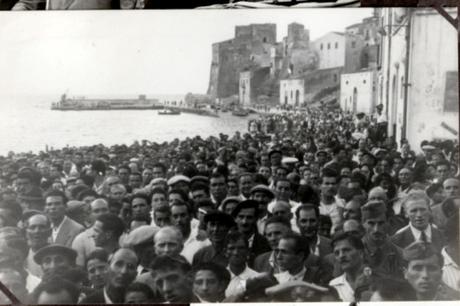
[87,258,108,289]
[152,167,165,179]
[405,199,430,231]
[107,249,138,289]
[41,254,72,275]
[363,215,387,243]
[193,270,222,302]
[15,177,32,195]
[225,238,249,267]
[443,178,460,197]
[275,181,291,201]
[191,190,208,202]
[210,177,227,201]
[129,174,142,189]
[90,200,109,224]
[26,214,51,249]
[142,169,153,185]
[272,203,291,220]
[110,186,126,202]
[404,255,442,296]
[275,238,304,272]
[321,176,337,198]
[260,155,270,167]
[206,220,230,245]
[436,165,450,182]
[343,201,361,221]
[168,193,184,206]
[44,196,66,221]
[333,239,362,272]
[398,168,413,186]
[154,268,191,303]
[368,189,387,202]
[265,222,289,250]
[226,181,239,196]
[151,193,167,208]
[258,167,271,179]
[118,169,130,184]
[132,198,150,220]
[296,208,318,238]
[154,211,171,227]
[251,191,272,213]
[239,175,254,197]
[171,205,191,233]
[92,220,110,247]
[235,208,256,235]
[154,231,182,257]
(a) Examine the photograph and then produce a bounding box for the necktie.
[420,230,428,242]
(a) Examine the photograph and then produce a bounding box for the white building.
[340,70,377,114]
[378,8,458,152]
[280,79,304,106]
[313,32,346,69]
[239,71,252,107]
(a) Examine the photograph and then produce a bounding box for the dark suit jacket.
[316,235,333,257]
[253,251,333,286]
[390,224,445,252]
[248,232,271,268]
[54,217,85,247]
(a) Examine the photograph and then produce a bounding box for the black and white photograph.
[0,7,458,304]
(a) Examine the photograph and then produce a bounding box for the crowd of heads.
[0,108,459,303]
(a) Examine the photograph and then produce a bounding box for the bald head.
[368,187,388,203]
[443,178,460,198]
[154,226,183,257]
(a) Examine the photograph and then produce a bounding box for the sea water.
[0,95,253,155]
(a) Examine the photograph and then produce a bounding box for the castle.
[207,17,379,108]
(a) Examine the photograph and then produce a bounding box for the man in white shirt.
[43,190,84,247]
[170,201,211,263]
[318,168,344,233]
[441,213,460,291]
[224,231,261,298]
[329,232,367,302]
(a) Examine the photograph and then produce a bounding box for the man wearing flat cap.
[268,149,282,174]
[167,174,191,195]
[193,210,236,267]
[122,225,158,276]
[403,242,460,300]
[361,200,404,279]
[34,245,77,277]
[250,184,275,234]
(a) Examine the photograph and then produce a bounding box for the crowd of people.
[0,106,459,304]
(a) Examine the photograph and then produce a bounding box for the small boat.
[232,108,249,117]
[158,109,181,115]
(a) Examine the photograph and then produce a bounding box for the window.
[263,37,267,43]
[351,41,356,48]
[346,81,349,85]
[327,43,331,50]
[333,74,338,82]
[444,71,458,112]
[363,79,366,84]
[335,42,338,49]
[400,77,405,99]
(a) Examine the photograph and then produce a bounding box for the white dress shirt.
[329,273,355,302]
[442,247,460,291]
[409,223,432,242]
[274,266,307,283]
[51,216,68,242]
[180,227,211,264]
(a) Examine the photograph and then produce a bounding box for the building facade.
[280,79,304,106]
[313,32,346,70]
[378,8,458,151]
[340,70,377,114]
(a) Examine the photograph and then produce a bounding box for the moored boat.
[158,109,181,115]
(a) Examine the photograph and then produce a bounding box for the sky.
[0,8,373,97]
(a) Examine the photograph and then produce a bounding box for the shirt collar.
[409,223,432,242]
[103,288,114,304]
[442,247,459,269]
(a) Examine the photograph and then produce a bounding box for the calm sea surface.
[0,95,254,155]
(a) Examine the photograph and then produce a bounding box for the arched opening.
[295,90,300,106]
